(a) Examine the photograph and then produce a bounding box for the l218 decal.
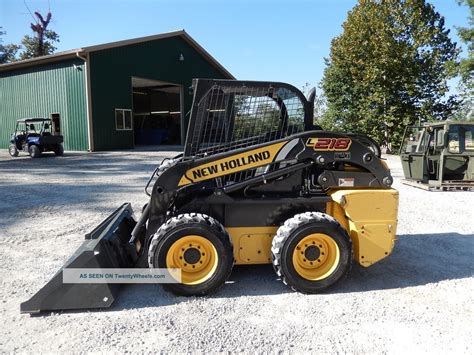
[305,137,352,151]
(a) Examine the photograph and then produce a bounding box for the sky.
[0,0,470,91]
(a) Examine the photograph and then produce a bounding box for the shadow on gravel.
[336,233,474,293]
[222,233,474,297]
[0,182,141,230]
[222,264,290,296]
[0,153,162,177]
[118,232,474,310]
[25,233,473,315]
[0,152,85,164]
[112,284,186,310]
[109,233,474,311]
[110,265,289,312]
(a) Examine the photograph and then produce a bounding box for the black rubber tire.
[8,144,19,157]
[54,144,64,156]
[28,145,41,158]
[271,211,352,293]
[148,213,234,296]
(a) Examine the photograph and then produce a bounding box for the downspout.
[76,51,95,151]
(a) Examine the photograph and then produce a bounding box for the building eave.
[0,30,235,79]
[0,49,85,72]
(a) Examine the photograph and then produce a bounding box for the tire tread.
[148,213,233,296]
[271,211,352,293]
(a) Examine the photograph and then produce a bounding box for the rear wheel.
[148,213,233,296]
[54,144,64,156]
[9,144,19,157]
[28,145,41,158]
[271,212,352,293]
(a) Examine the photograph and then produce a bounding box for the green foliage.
[456,0,473,91]
[0,27,6,63]
[19,29,59,60]
[450,99,473,120]
[0,11,59,63]
[233,99,281,139]
[322,0,460,149]
[0,28,19,64]
[451,0,473,120]
[0,27,4,61]
[2,43,21,63]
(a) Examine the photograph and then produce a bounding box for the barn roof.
[0,30,234,79]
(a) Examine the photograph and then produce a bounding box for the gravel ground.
[0,150,472,353]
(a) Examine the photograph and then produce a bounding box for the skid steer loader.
[21,79,399,314]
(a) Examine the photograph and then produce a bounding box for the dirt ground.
[0,149,472,353]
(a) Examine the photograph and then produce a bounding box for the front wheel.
[28,145,41,158]
[54,144,64,156]
[9,144,19,157]
[271,212,352,293]
[148,213,234,296]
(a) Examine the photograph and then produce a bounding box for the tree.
[19,28,59,60]
[0,28,19,64]
[322,0,459,150]
[2,43,21,63]
[0,27,4,62]
[20,11,59,60]
[0,11,59,63]
[456,0,473,93]
[451,0,473,120]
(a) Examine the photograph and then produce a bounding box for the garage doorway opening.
[132,77,183,146]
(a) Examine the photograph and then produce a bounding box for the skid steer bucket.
[20,203,139,314]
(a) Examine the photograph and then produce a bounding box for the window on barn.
[115,109,132,130]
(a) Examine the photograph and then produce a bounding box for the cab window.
[448,125,474,153]
[401,127,430,154]
[465,128,474,151]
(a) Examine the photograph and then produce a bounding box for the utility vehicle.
[9,118,64,158]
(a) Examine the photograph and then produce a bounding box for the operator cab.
[400,121,474,189]
[184,79,316,159]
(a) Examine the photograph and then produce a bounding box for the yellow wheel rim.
[292,233,340,281]
[166,235,218,285]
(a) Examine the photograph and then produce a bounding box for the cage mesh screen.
[186,83,305,158]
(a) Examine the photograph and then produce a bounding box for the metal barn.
[0,30,234,151]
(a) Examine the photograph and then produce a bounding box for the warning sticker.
[338,178,355,187]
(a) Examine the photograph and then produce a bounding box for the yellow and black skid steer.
[21,79,399,314]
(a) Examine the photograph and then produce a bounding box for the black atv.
[9,118,64,158]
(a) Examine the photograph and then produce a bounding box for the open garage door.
[132,77,183,146]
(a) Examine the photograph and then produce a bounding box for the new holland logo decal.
[305,137,352,151]
[178,141,288,186]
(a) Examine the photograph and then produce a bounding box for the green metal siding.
[89,36,229,150]
[0,59,88,151]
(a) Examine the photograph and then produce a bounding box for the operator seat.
[42,123,52,136]
[28,124,40,137]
